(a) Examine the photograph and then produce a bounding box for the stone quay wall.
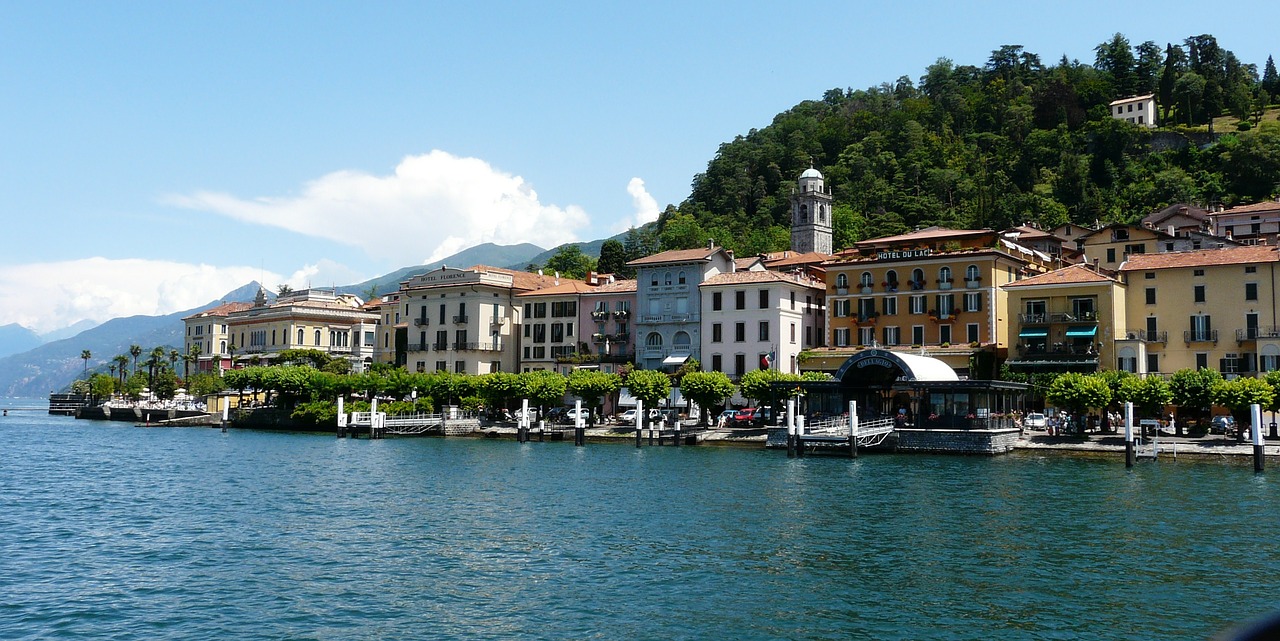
[895,428,1021,455]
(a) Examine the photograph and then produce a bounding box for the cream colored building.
[182,301,252,375]
[516,280,592,374]
[1002,264,1126,374]
[396,265,561,374]
[1117,245,1280,376]
[1109,94,1156,127]
[700,269,825,378]
[226,288,379,370]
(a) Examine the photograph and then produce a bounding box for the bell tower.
[790,166,833,254]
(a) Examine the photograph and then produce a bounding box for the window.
[735,291,745,310]
[964,292,982,313]
[883,326,900,346]
[1195,353,1208,369]
[1246,282,1259,301]
[533,325,546,343]
[835,273,849,289]
[735,322,745,342]
[711,354,722,372]
[440,303,447,325]
[678,271,686,285]
[1071,297,1095,319]
[314,329,321,346]
[936,294,955,317]
[790,291,796,310]
[910,295,926,315]
[664,271,673,286]
[1193,269,1205,277]
[967,323,979,344]
[436,361,447,372]
[911,268,925,289]
[759,321,769,341]
[533,303,546,318]
[939,324,952,345]
[759,289,769,309]
[859,327,875,346]
[712,323,722,342]
[551,323,564,343]
[436,330,448,349]
[833,299,851,317]
[1106,248,1116,263]
[297,328,304,344]
[734,354,746,377]
[646,333,662,349]
[455,361,465,373]
[885,270,898,289]
[1190,314,1212,341]
[1146,316,1158,336]
[834,328,849,347]
[965,265,979,282]
[938,266,952,283]
[858,298,876,319]
[805,296,812,314]
[860,272,873,288]
[883,296,897,316]
[713,292,722,311]
[1246,266,1258,274]
[1193,285,1206,303]
[1118,347,1137,373]
[1145,288,1156,305]
[790,323,797,344]
[912,326,924,346]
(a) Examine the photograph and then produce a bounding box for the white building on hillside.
[1109,94,1156,127]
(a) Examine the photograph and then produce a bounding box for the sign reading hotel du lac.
[876,248,932,260]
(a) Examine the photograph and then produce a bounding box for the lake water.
[2,401,1277,640]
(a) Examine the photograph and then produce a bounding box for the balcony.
[432,342,449,351]
[860,286,874,294]
[413,318,429,327]
[855,313,879,326]
[452,315,470,324]
[639,314,662,323]
[1184,329,1218,344]
[591,332,608,343]
[965,278,982,289]
[406,342,429,352]
[612,309,630,320]
[1019,313,1047,324]
[1237,327,1280,342]
[835,287,848,296]
[937,279,954,291]
[612,332,630,342]
[490,317,507,327]
[591,310,611,321]
[1122,329,1168,343]
[455,341,502,352]
[929,310,956,323]
[908,280,926,291]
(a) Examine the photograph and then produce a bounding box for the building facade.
[790,167,833,255]
[1109,94,1156,127]
[700,270,825,378]
[516,280,591,374]
[1002,264,1126,374]
[579,278,637,375]
[628,245,739,370]
[226,288,379,370]
[182,302,252,375]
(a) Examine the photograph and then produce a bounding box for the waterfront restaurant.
[780,349,1028,453]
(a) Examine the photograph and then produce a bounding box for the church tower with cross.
[790,165,833,254]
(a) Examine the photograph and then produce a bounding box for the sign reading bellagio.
[876,248,932,260]
[856,357,897,369]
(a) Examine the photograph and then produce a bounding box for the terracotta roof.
[182,301,252,320]
[734,257,763,270]
[627,246,725,266]
[515,280,594,297]
[855,226,995,247]
[1212,201,1280,216]
[464,265,564,291]
[1002,264,1119,288]
[581,279,637,294]
[761,251,831,268]
[1001,225,1061,242]
[1108,94,1154,105]
[700,270,824,289]
[1118,245,1280,271]
[1142,203,1209,226]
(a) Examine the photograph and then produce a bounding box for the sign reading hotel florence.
[876,249,932,260]
[406,267,514,289]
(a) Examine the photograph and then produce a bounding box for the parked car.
[1024,412,1047,429]
[1210,415,1235,434]
[618,409,638,423]
[544,407,569,423]
[564,407,592,423]
[729,407,762,428]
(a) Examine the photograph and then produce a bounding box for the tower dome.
[799,166,823,180]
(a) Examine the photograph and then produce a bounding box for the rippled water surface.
[2,404,1277,640]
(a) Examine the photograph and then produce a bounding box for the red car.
[729,407,761,428]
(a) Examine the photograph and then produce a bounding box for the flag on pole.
[760,351,775,370]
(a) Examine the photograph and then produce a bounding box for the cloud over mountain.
[165,150,591,268]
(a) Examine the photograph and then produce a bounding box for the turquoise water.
[2,403,1277,640]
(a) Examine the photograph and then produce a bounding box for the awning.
[1065,326,1098,337]
[1006,358,1099,370]
[1018,328,1048,338]
[662,352,691,365]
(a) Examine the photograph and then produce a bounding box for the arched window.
[819,204,826,223]
[297,329,304,344]
[860,272,873,288]
[939,266,952,283]
[885,270,898,288]
[664,271,673,286]
[912,268,925,289]
[673,331,691,350]
[800,204,808,221]
[219,340,226,354]
[836,273,849,289]
[678,270,686,285]
[966,265,980,282]
[646,333,663,347]
[314,329,322,346]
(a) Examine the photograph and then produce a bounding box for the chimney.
[727,250,736,272]
[708,239,715,250]
[1168,225,1175,236]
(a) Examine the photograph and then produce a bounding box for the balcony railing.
[591,333,608,343]
[1020,313,1047,324]
[1184,329,1218,343]
[591,311,610,321]
[432,342,449,351]
[413,318,429,327]
[1122,329,1168,343]
[965,279,982,289]
[452,315,469,324]
[1237,326,1280,341]
[612,332,630,342]
[406,342,429,352]
[454,341,503,352]
[612,309,630,320]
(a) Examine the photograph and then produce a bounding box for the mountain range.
[0,241,606,397]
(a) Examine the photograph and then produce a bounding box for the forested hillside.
[657,34,1280,256]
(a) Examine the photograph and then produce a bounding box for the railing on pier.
[349,411,444,435]
[800,416,897,448]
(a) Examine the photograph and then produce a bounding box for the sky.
[0,1,1275,334]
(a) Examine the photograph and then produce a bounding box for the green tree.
[1116,375,1172,420]
[596,239,629,277]
[187,372,226,397]
[1213,377,1274,430]
[277,284,294,296]
[542,244,596,280]
[113,354,130,387]
[152,368,180,400]
[738,369,800,406]
[518,370,568,416]
[1094,33,1137,96]
[184,344,201,381]
[566,369,622,427]
[88,372,115,402]
[624,369,671,424]
[1169,367,1223,421]
[678,370,736,425]
[1045,372,1111,433]
[477,371,522,415]
[1263,55,1280,99]
[129,344,142,375]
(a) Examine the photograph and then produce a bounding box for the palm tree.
[169,349,180,376]
[184,344,202,380]
[129,344,142,375]
[109,363,117,380]
[147,347,165,386]
[80,350,92,378]
[113,355,129,386]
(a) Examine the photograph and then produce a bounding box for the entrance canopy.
[663,352,691,365]
[833,349,959,386]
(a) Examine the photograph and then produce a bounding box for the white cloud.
[163,150,591,267]
[616,177,661,232]
[0,258,282,333]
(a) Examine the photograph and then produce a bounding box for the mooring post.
[786,398,796,458]
[1124,401,1135,468]
[221,401,229,433]
[519,399,529,442]
[336,396,346,438]
[1252,403,1265,473]
[849,400,858,458]
[796,414,806,457]
[673,416,681,447]
[574,400,585,446]
[635,400,643,448]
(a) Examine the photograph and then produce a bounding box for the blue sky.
[0,1,1274,333]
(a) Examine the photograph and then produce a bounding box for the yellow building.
[182,301,252,375]
[227,288,380,371]
[1117,245,1280,376]
[810,227,1055,376]
[1002,263,1126,373]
